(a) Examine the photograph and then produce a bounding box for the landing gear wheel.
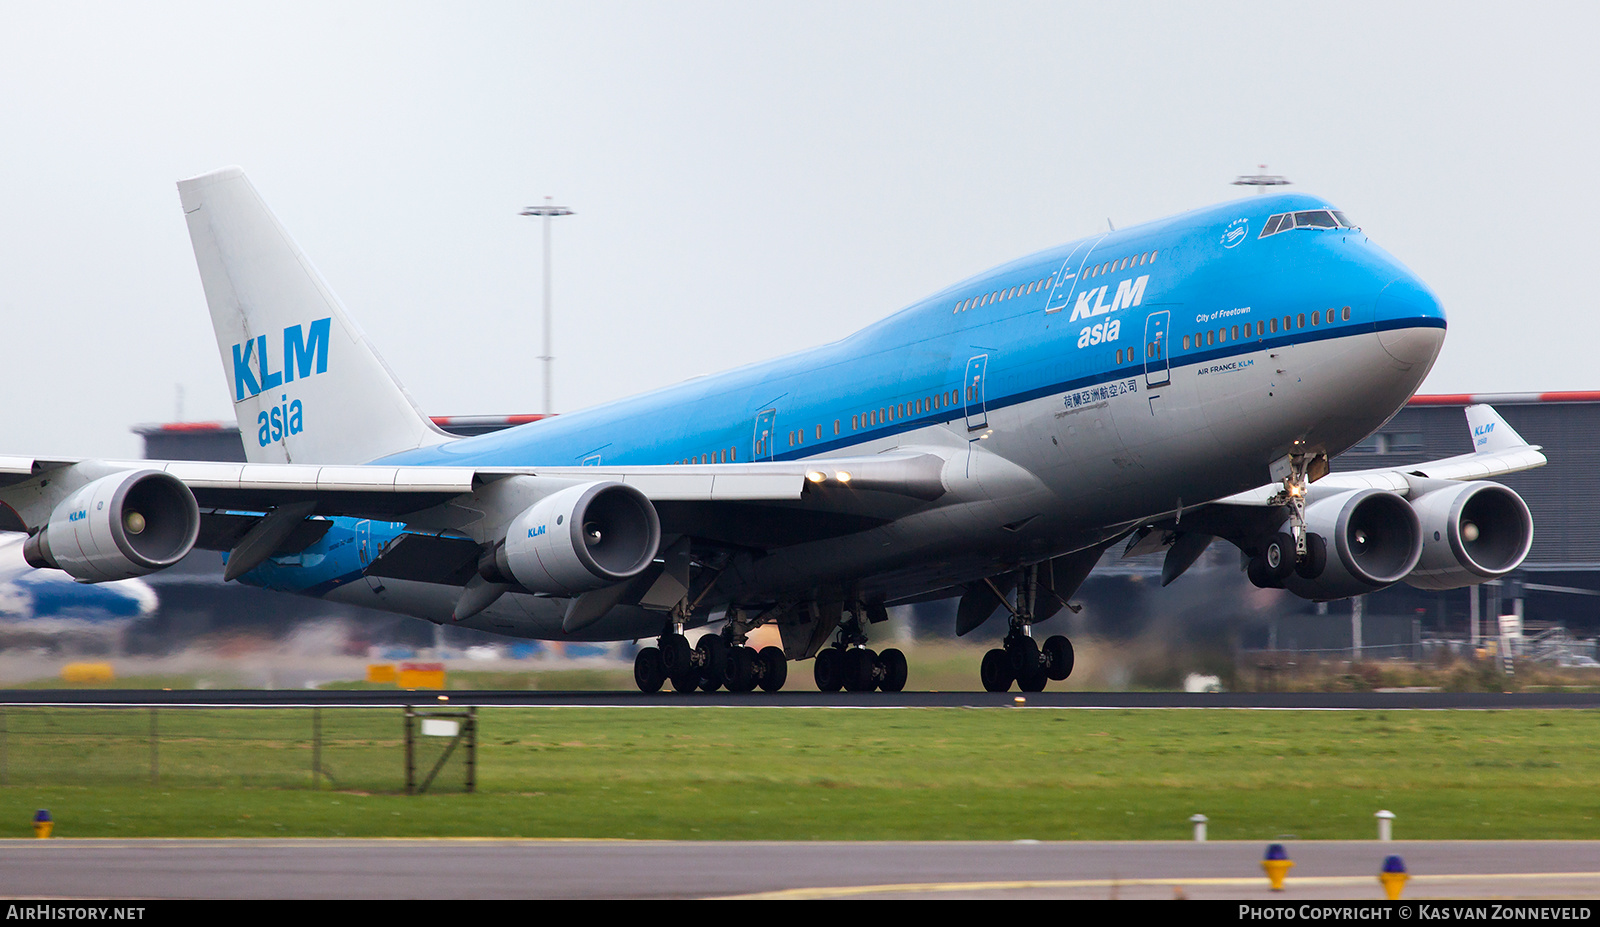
[1043,635,1075,681]
[696,635,728,688]
[725,646,758,693]
[660,633,693,676]
[670,671,700,693]
[757,646,788,692]
[879,648,908,693]
[1008,635,1041,679]
[844,648,878,692]
[1018,668,1048,692]
[980,649,1013,693]
[1263,532,1297,582]
[634,647,665,693]
[814,647,844,692]
[1247,557,1281,589]
[1295,532,1328,580]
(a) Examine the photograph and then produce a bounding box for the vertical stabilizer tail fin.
[178,167,452,464]
[1464,404,1531,454]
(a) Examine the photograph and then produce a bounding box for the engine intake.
[1405,481,1533,590]
[492,481,661,596]
[1283,489,1421,601]
[23,470,200,582]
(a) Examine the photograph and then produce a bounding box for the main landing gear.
[811,608,907,693]
[974,563,1076,692]
[632,626,788,694]
[981,631,1074,692]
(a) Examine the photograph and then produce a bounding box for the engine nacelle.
[1282,489,1422,601]
[1404,481,1533,590]
[494,481,660,596]
[23,470,200,582]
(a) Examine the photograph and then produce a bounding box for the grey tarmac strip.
[5,690,1600,709]
[0,839,1598,900]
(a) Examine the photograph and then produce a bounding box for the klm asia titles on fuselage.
[230,317,331,446]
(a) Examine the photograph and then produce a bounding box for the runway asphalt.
[0,839,1596,900]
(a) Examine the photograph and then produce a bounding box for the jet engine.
[485,481,661,596]
[1404,481,1533,590]
[1281,489,1422,601]
[23,470,200,583]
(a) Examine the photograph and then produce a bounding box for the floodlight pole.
[520,197,574,415]
[1232,165,1292,195]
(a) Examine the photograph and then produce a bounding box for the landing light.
[834,470,852,484]
[806,471,826,484]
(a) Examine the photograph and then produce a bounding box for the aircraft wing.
[0,451,943,512]
[0,450,954,561]
[1210,403,1544,506]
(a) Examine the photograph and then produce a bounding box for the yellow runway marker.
[718,871,1600,900]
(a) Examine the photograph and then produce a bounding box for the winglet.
[1464,404,1532,454]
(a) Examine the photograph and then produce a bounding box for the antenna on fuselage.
[1232,165,1292,194]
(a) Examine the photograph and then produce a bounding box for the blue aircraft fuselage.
[237,192,1446,637]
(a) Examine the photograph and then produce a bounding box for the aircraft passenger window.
[1205,330,1214,346]
[1310,312,1319,326]
[1270,318,1278,334]
[1325,309,1335,324]
[834,421,840,435]
[1178,338,1187,352]
[1297,313,1305,328]
[1282,316,1291,331]
[1231,325,1239,340]
[1342,306,1350,321]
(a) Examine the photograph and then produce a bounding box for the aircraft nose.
[1374,274,1446,366]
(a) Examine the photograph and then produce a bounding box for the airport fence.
[0,706,476,793]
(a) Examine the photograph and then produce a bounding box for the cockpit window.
[1259,208,1357,239]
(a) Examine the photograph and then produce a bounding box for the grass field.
[2,706,1599,841]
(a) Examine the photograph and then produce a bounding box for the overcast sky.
[2,1,1596,458]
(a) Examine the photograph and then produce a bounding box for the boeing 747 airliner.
[0,169,1543,693]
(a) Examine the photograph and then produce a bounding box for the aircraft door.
[752,408,777,460]
[964,354,989,432]
[356,519,372,567]
[1042,237,1104,316]
[1143,311,1171,388]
